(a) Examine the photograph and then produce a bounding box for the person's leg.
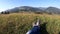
[30,26,40,34]
[26,19,40,34]
[30,19,40,34]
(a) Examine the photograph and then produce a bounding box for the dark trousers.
[30,26,40,34]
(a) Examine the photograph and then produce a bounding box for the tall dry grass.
[0,13,60,34]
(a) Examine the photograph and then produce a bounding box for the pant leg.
[30,26,40,34]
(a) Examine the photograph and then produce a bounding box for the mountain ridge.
[1,6,60,14]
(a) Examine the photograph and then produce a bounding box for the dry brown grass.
[0,13,60,34]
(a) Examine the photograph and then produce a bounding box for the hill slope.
[1,6,60,14]
[45,7,60,14]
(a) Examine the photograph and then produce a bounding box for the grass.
[0,13,60,34]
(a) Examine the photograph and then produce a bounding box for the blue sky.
[0,0,60,12]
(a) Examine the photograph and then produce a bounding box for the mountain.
[5,7,19,13]
[1,6,60,14]
[39,7,46,10]
[2,6,43,13]
[19,6,44,12]
[45,7,60,14]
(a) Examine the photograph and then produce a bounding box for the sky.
[0,0,60,12]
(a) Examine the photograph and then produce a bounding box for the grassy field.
[0,13,60,34]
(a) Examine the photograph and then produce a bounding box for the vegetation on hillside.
[1,6,60,14]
